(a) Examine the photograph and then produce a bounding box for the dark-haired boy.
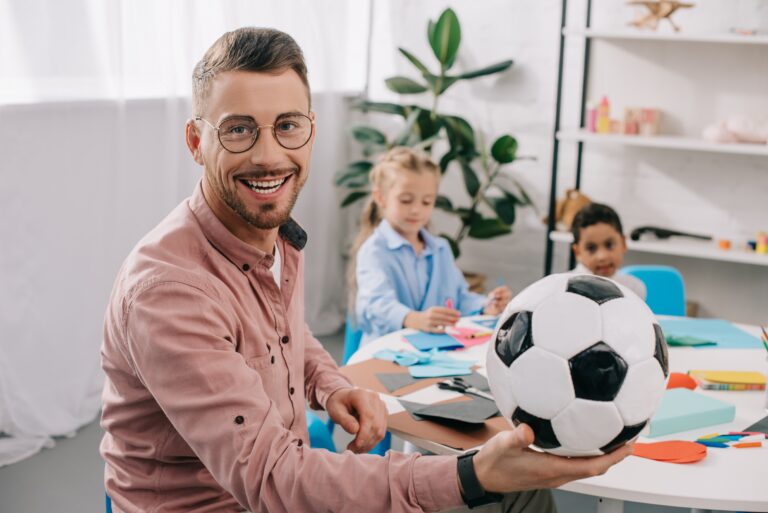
[571,203,646,300]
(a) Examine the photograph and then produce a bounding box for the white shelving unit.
[557,130,768,157]
[544,1,768,274]
[549,231,768,267]
[563,28,768,46]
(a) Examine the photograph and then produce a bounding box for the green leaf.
[415,109,443,140]
[486,194,517,225]
[430,8,461,70]
[438,150,456,174]
[428,19,437,50]
[443,116,476,155]
[341,191,369,207]
[353,100,406,117]
[491,135,518,164]
[439,233,461,259]
[468,218,512,239]
[457,60,513,80]
[399,48,431,76]
[458,158,480,198]
[385,76,429,94]
[435,195,454,211]
[334,160,372,187]
[352,126,387,146]
[424,73,460,95]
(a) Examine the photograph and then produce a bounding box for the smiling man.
[100,27,630,513]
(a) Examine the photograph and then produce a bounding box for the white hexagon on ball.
[508,347,574,419]
[551,399,624,453]
[531,293,602,359]
[614,357,667,426]
[601,295,657,365]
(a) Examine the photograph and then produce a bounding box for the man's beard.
[218,178,301,230]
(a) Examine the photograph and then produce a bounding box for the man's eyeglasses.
[195,113,314,153]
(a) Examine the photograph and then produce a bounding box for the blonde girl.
[350,147,511,346]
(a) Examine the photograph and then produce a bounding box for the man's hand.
[404,307,461,333]
[482,286,513,316]
[471,424,633,493]
[326,388,388,453]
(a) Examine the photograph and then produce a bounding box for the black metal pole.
[544,0,569,276]
[569,0,593,270]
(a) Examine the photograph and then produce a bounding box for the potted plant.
[335,7,535,267]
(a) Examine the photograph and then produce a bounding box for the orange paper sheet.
[446,326,493,348]
[633,441,707,464]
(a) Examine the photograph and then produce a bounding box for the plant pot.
[463,271,487,294]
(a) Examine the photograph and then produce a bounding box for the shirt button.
[242,264,250,272]
[281,335,290,344]
[234,415,244,425]
[271,355,275,364]
[289,387,295,395]
[297,439,303,447]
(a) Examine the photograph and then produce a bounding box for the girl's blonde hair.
[347,146,441,319]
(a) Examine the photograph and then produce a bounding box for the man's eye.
[276,121,298,132]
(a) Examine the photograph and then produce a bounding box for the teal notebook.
[648,388,735,437]
[658,318,761,349]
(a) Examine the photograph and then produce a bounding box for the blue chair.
[620,265,686,316]
[106,494,112,513]
[323,314,391,455]
[306,410,337,451]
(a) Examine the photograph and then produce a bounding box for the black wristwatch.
[457,449,503,509]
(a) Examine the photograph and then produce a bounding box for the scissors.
[437,377,495,401]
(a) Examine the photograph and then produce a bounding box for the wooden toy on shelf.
[627,1,694,32]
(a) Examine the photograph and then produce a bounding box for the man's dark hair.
[571,203,624,243]
[192,27,309,115]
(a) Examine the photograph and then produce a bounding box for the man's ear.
[185,119,204,165]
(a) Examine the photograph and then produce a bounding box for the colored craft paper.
[742,415,768,435]
[658,318,762,349]
[632,441,707,464]
[446,326,493,348]
[404,332,464,351]
[690,370,765,385]
[376,373,418,393]
[665,335,716,347]
[666,372,697,390]
[409,364,472,378]
[649,389,735,437]
[412,396,499,425]
[471,317,500,329]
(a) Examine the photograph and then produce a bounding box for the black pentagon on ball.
[494,311,534,367]
[511,407,560,449]
[653,324,670,377]
[566,275,624,305]
[600,421,648,453]
[569,342,628,401]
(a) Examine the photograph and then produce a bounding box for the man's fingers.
[334,409,359,436]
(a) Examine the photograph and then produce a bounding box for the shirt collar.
[378,219,436,254]
[188,181,307,273]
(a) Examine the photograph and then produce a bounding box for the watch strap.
[457,450,503,509]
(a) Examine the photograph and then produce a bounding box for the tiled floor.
[0,331,713,513]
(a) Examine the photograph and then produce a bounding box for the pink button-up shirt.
[100,184,464,513]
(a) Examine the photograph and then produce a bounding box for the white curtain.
[0,0,368,466]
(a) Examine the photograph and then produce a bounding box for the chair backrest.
[306,411,337,452]
[342,314,363,365]
[620,265,686,316]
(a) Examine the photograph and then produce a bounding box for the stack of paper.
[649,388,735,437]
[688,370,766,391]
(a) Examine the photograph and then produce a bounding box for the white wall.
[362,0,768,324]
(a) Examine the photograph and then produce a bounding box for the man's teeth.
[245,177,287,194]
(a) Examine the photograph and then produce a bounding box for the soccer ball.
[485,273,669,457]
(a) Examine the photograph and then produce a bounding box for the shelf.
[556,130,768,157]
[549,231,768,267]
[563,28,768,46]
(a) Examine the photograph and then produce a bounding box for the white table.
[349,318,768,513]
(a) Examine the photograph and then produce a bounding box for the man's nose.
[248,128,284,165]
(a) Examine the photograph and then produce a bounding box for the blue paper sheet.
[471,317,500,329]
[404,332,464,351]
[658,318,762,349]
[408,364,473,378]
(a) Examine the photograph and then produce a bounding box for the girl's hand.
[483,286,513,316]
[404,307,460,332]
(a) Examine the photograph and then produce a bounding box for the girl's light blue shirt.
[355,219,486,346]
